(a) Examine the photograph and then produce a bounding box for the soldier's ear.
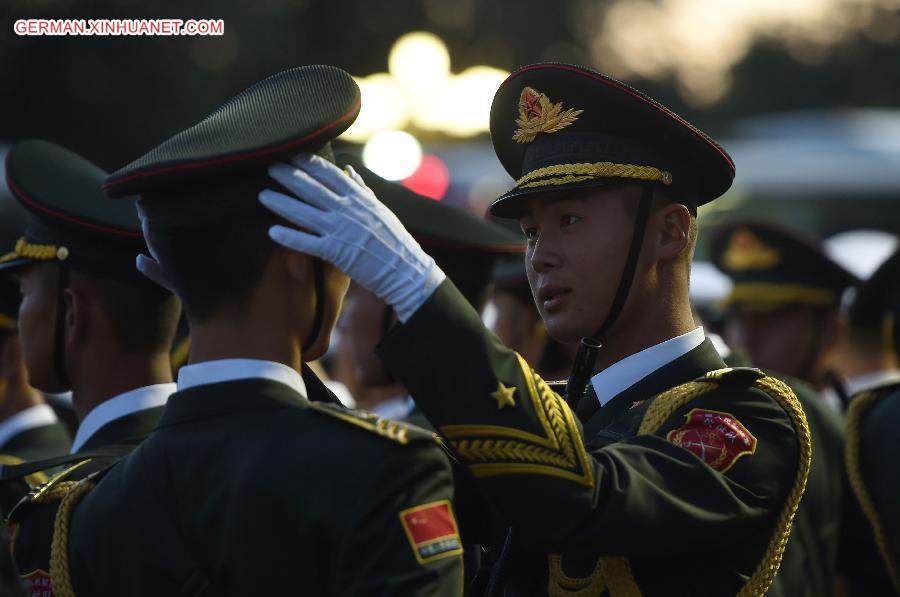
[653,202,691,262]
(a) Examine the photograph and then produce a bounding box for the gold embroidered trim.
[30,460,94,504]
[441,354,594,486]
[0,237,69,264]
[0,313,16,332]
[547,554,641,597]
[721,229,780,271]
[513,87,583,144]
[50,478,94,597]
[309,402,411,445]
[845,390,900,594]
[724,283,837,309]
[516,162,671,189]
[0,454,47,487]
[639,372,809,597]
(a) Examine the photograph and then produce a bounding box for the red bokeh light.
[402,153,450,200]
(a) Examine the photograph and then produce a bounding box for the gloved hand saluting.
[259,153,446,322]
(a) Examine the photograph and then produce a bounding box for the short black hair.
[71,271,180,355]
[142,173,286,322]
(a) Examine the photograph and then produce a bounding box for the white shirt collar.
[371,395,416,420]
[590,327,706,407]
[0,404,59,450]
[71,383,175,453]
[846,369,900,397]
[177,358,307,398]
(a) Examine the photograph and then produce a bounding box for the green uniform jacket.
[843,381,900,595]
[9,405,163,593]
[765,375,845,597]
[63,375,463,597]
[0,420,72,515]
[377,281,809,596]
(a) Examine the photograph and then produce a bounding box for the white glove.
[259,153,446,322]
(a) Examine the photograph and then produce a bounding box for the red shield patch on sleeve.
[667,408,757,473]
[398,500,463,564]
[21,568,54,596]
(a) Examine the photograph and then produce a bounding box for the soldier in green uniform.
[58,66,462,597]
[710,221,858,407]
[0,140,181,592]
[338,154,523,426]
[710,223,848,596]
[262,63,810,595]
[843,247,900,595]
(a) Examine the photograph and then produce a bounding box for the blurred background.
[2,0,900,254]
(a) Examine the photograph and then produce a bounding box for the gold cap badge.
[722,229,781,271]
[513,87,583,144]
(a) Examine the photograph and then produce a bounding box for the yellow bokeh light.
[388,31,452,94]
[342,73,411,142]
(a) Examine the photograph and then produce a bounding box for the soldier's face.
[723,307,832,383]
[342,283,394,387]
[519,187,637,343]
[17,263,67,392]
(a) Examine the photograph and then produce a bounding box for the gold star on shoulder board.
[491,382,517,410]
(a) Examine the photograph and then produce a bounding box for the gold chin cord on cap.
[0,237,69,263]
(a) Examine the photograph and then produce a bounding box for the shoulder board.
[695,367,766,387]
[307,402,437,446]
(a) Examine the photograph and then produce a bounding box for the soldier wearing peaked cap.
[60,66,463,597]
[0,140,181,595]
[841,247,900,596]
[261,63,810,595]
[710,220,858,406]
[708,222,849,597]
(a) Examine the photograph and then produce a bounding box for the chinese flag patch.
[21,568,54,597]
[399,500,462,564]
[667,408,757,473]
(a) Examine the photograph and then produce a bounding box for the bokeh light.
[362,130,423,181]
[402,154,450,200]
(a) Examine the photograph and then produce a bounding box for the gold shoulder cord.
[49,477,95,597]
[845,391,900,594]
[548,370,811,597]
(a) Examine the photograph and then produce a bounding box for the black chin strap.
[302,258,326,352]
[565,185,655,412]
[53,264,70,389]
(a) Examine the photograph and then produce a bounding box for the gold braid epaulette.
[49,477,94,597]
[308,402,416,445]
[516,162,673,190]
[0,237,69,264]
[548,369,811,597]
[440,354,594,487]
[845,390,900,594]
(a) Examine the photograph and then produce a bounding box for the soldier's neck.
[186,318,303,374]
[70,351,174,422]
[591,298,697,375]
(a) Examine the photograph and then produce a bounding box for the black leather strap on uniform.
[0,444,135,482]
[53,264,70,388]
[565,186,655,413]
[302,258,326,352]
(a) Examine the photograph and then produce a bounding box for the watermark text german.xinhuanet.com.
[14,19,224,36]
